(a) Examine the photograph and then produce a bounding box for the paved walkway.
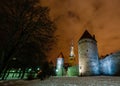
[0,76,120,86]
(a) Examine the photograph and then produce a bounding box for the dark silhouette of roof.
[57,52,64,58]
[79,30,96,41]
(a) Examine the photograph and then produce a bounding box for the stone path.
[0,76,120,86]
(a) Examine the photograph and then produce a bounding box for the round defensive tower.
[78,30,99,76]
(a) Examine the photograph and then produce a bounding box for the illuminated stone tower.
[78,30,99,75]
[56,52,64,76]
[69,40,75,66]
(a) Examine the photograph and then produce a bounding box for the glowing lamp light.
[37,67,40,70]
[56,69,58,72]
[12,70,15,73]
[12,57,16,60]
[28,68,32,72]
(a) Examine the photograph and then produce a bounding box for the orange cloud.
[41,0,120,63]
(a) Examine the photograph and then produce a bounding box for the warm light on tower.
[69,40,75,66]
[69,40,75,58]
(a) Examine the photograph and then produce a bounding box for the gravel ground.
[0,76,120,86]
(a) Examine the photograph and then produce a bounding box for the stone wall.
[100,51,120,75]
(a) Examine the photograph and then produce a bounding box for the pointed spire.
[69,40,75,58]
[79,30,96,41]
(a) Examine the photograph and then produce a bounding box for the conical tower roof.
[79,30,96,41]
[57,52,64,58]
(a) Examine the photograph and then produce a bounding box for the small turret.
[56,52,64,76]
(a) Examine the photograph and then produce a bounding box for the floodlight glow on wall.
[56,58,64,76]
[100,56,117,75]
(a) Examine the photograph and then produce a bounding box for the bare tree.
[0,0,56,79]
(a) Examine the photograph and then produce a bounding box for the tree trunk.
[5,69,10,80]
[21,68,25,79]
[1,67,8,80]
[18,69,22,78]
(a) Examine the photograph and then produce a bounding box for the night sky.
[41,0,120,63]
